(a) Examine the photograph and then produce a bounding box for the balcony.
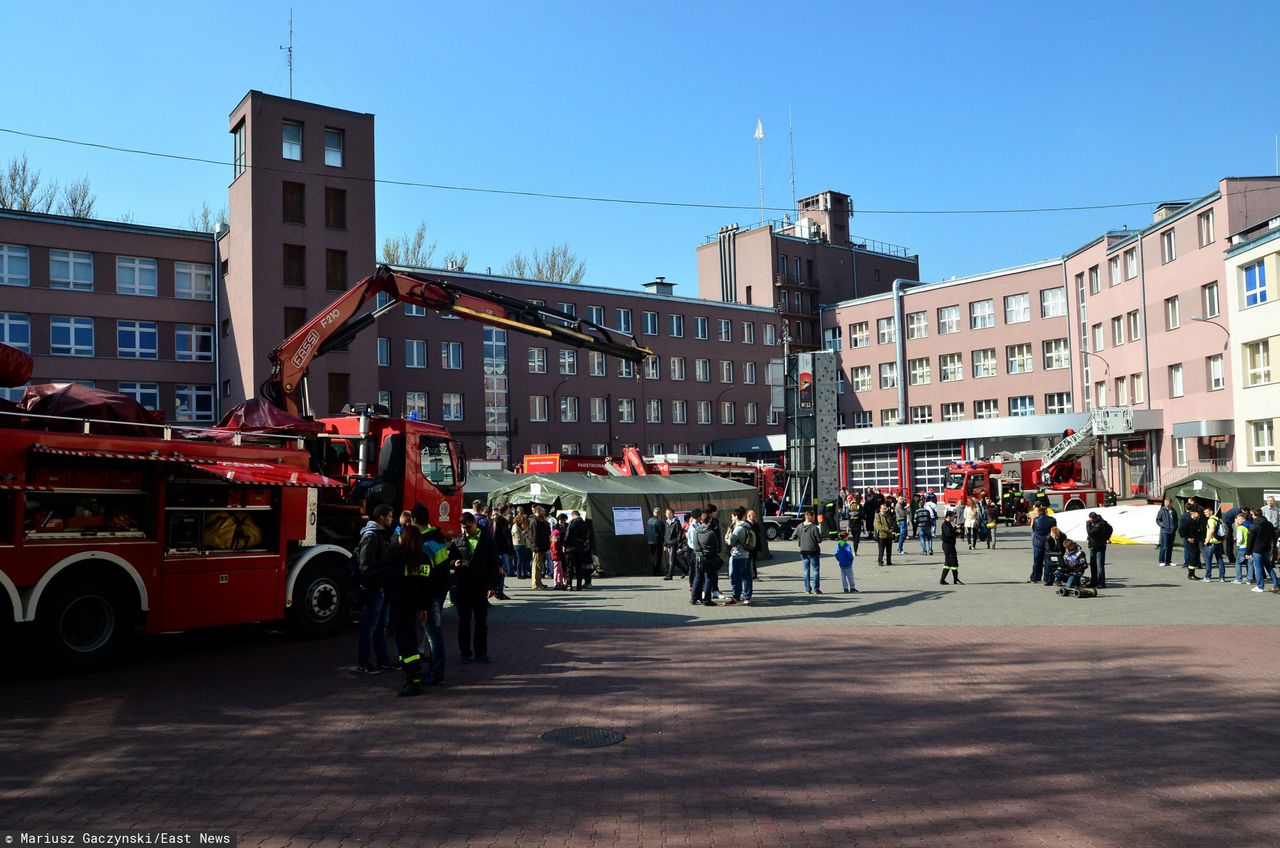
[775,272,814,287]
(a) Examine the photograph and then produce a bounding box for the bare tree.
[187,201,229,232]
[504,242,586,284]
[382,221,436,267]
[56,176,96,218]
[0,154,57,212]
[118,210,137,224]
[443,249,469,271]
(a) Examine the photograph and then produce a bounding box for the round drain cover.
[539,726,626,748]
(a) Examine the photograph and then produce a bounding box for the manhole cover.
[539,726,626,748]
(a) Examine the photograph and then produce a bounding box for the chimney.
[1153,202,1186,224]
[642,275,675,297]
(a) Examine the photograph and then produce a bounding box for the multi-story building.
[1226,216,1280,471]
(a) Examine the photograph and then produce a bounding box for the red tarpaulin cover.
[185,459,343,488]
[18,383,165,436]
[214,399,321,438]
[0,343,32,387]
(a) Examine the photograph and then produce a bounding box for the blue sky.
[5,1,1279,296]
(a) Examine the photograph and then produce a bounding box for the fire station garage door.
[845,446,900,492]
[911,441,964,495]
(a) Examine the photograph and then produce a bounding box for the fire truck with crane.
[0,265,650,670]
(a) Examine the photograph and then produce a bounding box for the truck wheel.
[765,523,780,541]
[1064,500,1085,511]
[35,573,136,672]
[288,557,348,638]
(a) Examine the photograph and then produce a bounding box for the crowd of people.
[1155,494,1280,591]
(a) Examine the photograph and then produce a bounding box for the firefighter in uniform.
[822,498,841,539]
[382,524,436,696]
[411,504,452,685]
[1034,489,1051,510]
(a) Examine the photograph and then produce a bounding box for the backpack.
[1213,516,1227,540]
[743,525,758,552]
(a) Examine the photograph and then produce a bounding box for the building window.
[835,369,846,394]
[744,401,758,425]
[51,316,93,357]
[1045,392,1072,415]
[405,392,429,419]
[616,308,633,333]
[1088,265,1101,294]
[587,305,605,325]
[282,121,303,160]
[940,402,964,422]
[375,390,391,410]
[440,393,463,421]
[530,395,548,422]
[936,306,959,335]
[1124,248,1138,279]
[1164,296,1180,329]
[175,385,215,423]
[1132,373,1146,403]
[1169,363,1184,397]
[974,399,999,419]
[1043,338,1069,370]
[824,326,842,352]
[615,398,633,423]
[969,299,994,329]
[50,250,93,291]
[0,312,30,351]
[876,317,897,344]
[115,320,157,360]
[282,181,305,224]
[1244,261,1270,309]
[763,323,777,346]
[324,128,344,167]
[232,120,246,178]
[1251,420,1276,464]
[528,347,547,374]
[1008,395,1035,417]
[1200,281,1220,319]
[669,314,684,337]
[116,256,157,296]
[720,360,734,383]
[669,356,686,381]
[441,341,462,370]
[1092,323,1104,352]
[1208,354,1225,391]
[645,398,662,424]
[618,359,635,378]
[1127,309,1141,341]
[559,349,577,375]
[1160,229,1176,264]
[851,365,871,392]
[118,382,160,411]
[174,262,213,300]
[1040,287,1067,318]
[879,362,898,389]
[672,399,688,424]
[710,318,728,342]
[405,339,427,369]
[557,303,576,318]
[689,316,708,340]
[1115,376,1129,405]
[1004,293,1031,324]
[743,361,757,384]
[587,397,607,423]
[589,351,607,376]
[1198,209,1215,247]
[1111,316,1125,347]
[908,357,931,386]
[1095,381,1107,406]
[283,244,306,287]
[1173,436,1187,466]
[741,322,755,344]
[320,250,347,293]
[695,359,710,382]
[377,337,390,367]
[1005,343,1032,374]
[972,348,997,378]
[642,311,658,336]
[175,324,213,362]
[1246,340,1271,386]
[881,409,900,427]
[906,311,927,339]
[935,353,961,383]
[849,321,870,347]
[696,401,712,424]
[910,405,932,424]
[324,188,347,229]
[852,411,872,429]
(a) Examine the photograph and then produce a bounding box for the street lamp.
[714,385,735,425]
[1191,316,1229,351]
[1082,350,1111,376]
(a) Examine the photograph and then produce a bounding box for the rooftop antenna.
[280,9,294,99]
[788,106,797,217]
[755,117,765,227]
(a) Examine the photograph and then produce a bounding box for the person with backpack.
[914,501,935,556]
[1085,512,1113,589]
[354,504,397,674]
[724,506,755,605]
[1202,506,1228,583]
[1178,504,1204,581]
[834,531,857,593]
[690,509,722,606]
[795,509,824,593]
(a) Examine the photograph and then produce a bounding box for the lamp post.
[714,385,736,427]
[1082,350,1111,376]
[1191,316,1230,351]
[551,377,569,451]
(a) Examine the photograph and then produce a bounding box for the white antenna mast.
[788,106,797,218]
[280,9,294,99]
[755,117,765,227]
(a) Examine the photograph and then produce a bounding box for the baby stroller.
[1053,550,1095,598]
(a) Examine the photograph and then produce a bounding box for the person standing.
[914,500,935,556]
[1029,505,1056,584]
[1234,512,1252,584]
[834,531,857,593]
[449,511,500,664]
[894,497,909,555]
[354,504,396,674]
[690,510,721,606]
[939,509,962,585]
[529,506,552,589]
[1247,508,1280,592]
[846,495,863,554]
[963,498,979,550]
[663,507,685,580]
[511,512,533,584]
[1085,512,1112,589]
[382,525,432,696]
[490,504,514,599]
[1264,495,1280,528]
[746,508,764,580]
[795,510,824,594]
[564,509,591,591]
[646,507,666,576]
[1202,507,1228,583]
[410,504,451,686]
[724,507,754,606]
[1178,504,1204,581]
[873,502,895,567]
[1155,497,1178,567]
[983,496,999,548]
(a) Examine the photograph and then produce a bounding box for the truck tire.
[1064,499,1085,511]
[288,557,348,638]
[34,571,136,672]
[765,523,780,541]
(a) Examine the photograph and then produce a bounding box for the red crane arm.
[266,266,654,415]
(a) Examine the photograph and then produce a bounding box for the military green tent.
[485,472,761,576]
[464,470,522,505]
[1163,471,1280,514]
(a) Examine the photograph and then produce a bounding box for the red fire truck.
[520,453,612,474]
[0,266,649,670]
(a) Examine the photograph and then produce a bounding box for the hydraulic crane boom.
[265,265,654,416]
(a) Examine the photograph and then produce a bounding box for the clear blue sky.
[5,0,1280,296]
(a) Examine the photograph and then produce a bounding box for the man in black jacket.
[939,509,961,585]
[490,504,513,600]
[564,510,592,590]
[690,510,721,606]
[646,507,666,576]
[1247,508,1279,592]
[449,512,501,664]
[662,507,686,580]
[1085,512,1113,589]
[530,505,552,588]
[1179,505,1204,581]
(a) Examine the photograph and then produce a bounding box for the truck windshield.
[945,472,965,491]
[968,472,987,493]
[420,438,457,491]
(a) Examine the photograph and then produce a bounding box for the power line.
[1,123,1268,218]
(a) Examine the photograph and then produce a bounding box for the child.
[550,527,567,589]
[835,531,858,593]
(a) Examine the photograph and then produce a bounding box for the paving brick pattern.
[2,529,1278,847]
